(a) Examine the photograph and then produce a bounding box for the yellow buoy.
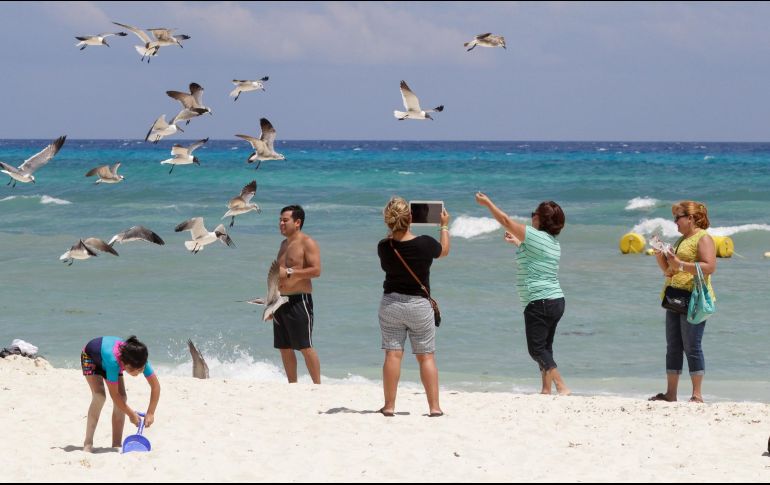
[711,235,734,258]
[763,251,770,259]
[619,233,645,254]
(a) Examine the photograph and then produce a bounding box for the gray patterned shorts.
[379,292,436,354]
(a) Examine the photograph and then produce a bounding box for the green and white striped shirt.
[515,225,564,306]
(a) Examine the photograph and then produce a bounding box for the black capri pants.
[523,297,565,372]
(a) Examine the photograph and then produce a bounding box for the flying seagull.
[187,339,209,379]
[229,76,269,102]
[148,28,190,49]
[112,21,160,62]
[160,138,208,174]
[59,238,119,265]
[393,81,443,120]
[245,260,289,322]
[167,83,212,125]
[464,33,506,51]
[234,118,285,170]
[108,225,165,246]
[85,162,124,184]
[222,180,260,228]
[0,136,66,187]
[145,113,184,144]
[174,217,235,254]
[75,32,127,50]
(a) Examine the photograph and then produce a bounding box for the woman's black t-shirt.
[378,235,442,295]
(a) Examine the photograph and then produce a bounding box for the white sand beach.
[1,355,768,482]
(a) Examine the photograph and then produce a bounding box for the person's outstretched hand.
[504,231,521,246]
[440,207,450,227]
[475,191,491,207]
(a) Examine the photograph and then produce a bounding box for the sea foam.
[450,216,501,239]
[0,194,71,205]
[708,224,770,237]
[631,218,770,239]
[40,195,71,205]
[156,352,377,386]
[631,218,680,238]
[625,197,658,211]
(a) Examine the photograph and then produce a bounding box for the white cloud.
[42,1,111,31]
[166,1,481,66]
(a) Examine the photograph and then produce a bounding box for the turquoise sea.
[2,139,769,401]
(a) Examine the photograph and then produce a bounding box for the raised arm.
[475,192,527,242]
[438,207,451,258]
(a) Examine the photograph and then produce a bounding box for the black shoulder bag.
[661,237,690,314]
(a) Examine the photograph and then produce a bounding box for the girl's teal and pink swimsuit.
[81,337,155,385]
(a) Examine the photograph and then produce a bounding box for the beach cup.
[122,412,151,453]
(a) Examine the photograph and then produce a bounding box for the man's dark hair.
[120,336,149,369]
[281,205,305,229]
[534,201,565,236]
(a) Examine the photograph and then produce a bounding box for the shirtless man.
[273,205,322,384]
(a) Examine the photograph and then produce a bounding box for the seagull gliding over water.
[0,136,66,187]
[393,81,443,121]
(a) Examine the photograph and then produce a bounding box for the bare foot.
[557,388,572,396]
[83,444,93,453]
[377,407,395,417]
[540,390,552,395]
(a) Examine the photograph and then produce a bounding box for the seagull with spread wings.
[175,217,235,254]
[235,118,285,170]
[85,162,124,184]
[75,31,127,50]
[222,180,260,228]
[108,226,165,246]
[464,33,506,51]
[160,138,208,174]
[245,260,289,322]
[59,238,119,265]
[112,21,160,62]
[393,81,444,121]
[167,83,212,125]
[145,113,184,144]
[148,27,190,48]
[229,76,269,102]
[0,136,66,187]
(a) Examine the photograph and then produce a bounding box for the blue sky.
[1,1,769,141]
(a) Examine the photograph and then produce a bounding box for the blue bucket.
[122,412,151,453]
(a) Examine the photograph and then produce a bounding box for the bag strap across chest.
[389,239,432,299]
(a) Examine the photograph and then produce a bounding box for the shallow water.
[1,139,769,401]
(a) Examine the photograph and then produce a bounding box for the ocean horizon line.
[2,138,770,145]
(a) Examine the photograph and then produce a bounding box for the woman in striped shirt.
[476,192,570,395]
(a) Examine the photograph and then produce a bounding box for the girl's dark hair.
[120,336,149,369]
[535,201,565,236]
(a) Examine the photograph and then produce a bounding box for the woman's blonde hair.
[672,200,710,229]
[383,196,411,234]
